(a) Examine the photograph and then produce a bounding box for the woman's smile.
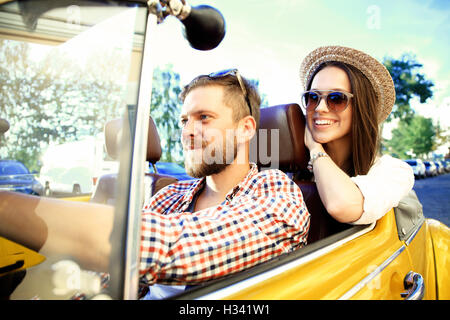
[313,117,338,128]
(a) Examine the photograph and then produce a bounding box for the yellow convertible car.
[0,0,448,300]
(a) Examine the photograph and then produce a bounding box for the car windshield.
[0,0,147,299]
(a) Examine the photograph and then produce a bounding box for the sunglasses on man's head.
[301,90,354,113]
[208,69,252,116]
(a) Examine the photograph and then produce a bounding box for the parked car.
[153,162,195,181]
[423,161,437,177]
[439,160,449,173]
[0,160,43,196]
[0,0,448,302]
[434,161,444,175]
[445,160,450,173]
[404,159,426,179]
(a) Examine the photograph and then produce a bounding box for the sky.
[149,0,449,153]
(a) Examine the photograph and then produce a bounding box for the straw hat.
[299,45,395,123]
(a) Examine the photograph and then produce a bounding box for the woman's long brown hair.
[307,62,380,176]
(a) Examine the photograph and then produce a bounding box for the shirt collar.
[178,163,259,211]
[224,163,258,201]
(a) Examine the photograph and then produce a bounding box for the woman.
[299,45,414,225]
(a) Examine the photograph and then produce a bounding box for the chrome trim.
[196,222,376,300]
[401,271,425,300]
[405,221,423,246]
[338,245,406,300]
[123,12,158,300]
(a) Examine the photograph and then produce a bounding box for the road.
[413,172,450,227]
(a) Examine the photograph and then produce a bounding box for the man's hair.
[179,73,261,128]
[307,61,380,176]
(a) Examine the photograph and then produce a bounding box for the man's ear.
[236,115,256,144]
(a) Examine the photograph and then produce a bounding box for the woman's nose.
[314,96,330,112]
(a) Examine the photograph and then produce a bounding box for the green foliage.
[0,39,124,172]
[386,115,435,159]
[383,54,434,123]
[434,121,450,152]
[150,65,184,164]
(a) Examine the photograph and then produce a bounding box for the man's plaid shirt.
[139,164,310,285]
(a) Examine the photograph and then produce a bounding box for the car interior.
[21,101,355,300]
[252,103,351,243]
[90,117,178,205]
[92,103,351,242]
[175,103,358,299]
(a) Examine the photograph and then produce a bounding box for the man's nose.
[182,119,202,139]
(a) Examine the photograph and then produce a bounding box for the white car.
[404,159,426,179]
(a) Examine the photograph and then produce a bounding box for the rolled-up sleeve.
[350,155,414,225]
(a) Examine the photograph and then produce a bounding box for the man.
[0,70,309,299]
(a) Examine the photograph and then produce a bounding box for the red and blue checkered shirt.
[139,164,310,285]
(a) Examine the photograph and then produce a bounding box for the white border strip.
[197,223,375,300]
[338,245,406,300]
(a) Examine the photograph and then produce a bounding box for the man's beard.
[184,134,238,179]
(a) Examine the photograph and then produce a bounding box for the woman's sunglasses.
[301,90,354,113]
[208,69,252,116]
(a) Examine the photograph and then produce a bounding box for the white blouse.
[349,155,415,225]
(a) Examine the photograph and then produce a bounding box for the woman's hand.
[302,123,364,223]
[304,122,323,153]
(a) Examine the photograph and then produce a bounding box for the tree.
[386,115,435,159]
[0,39,124,171]
[383,54,434,123]
[433,120,450,153]
[150,65,184,164]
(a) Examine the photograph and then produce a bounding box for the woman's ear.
[236,115,256,144]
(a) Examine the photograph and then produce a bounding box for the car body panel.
[401,222,437,299]
[189,210,416,300]
[427,219,450,299]
[61,195,92,202]
[0,237,46,276]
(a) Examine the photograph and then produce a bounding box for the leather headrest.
[250,103,309,172]
[146,117,163,163]
[104,104,307,169]
[104,117,162,163]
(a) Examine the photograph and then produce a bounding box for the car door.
[395,190,437,300]
[176,208,414,300]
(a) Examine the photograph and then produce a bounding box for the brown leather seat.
[252,103,349,244]
[140,117,179,197]
[90,117,178,204]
